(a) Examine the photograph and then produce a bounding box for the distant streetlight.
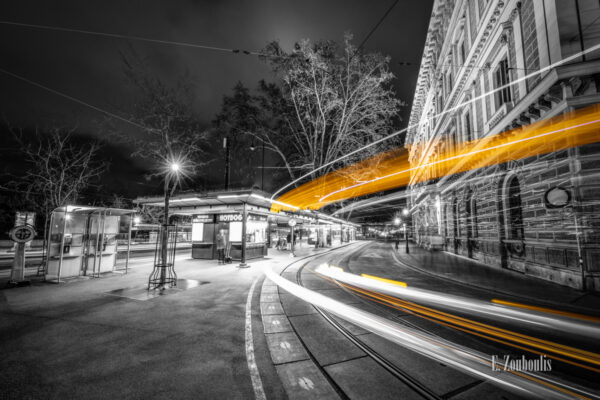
[288,218,297,257]
[402,208,409,254]
[171,162,180,172]
[133,216,141,225]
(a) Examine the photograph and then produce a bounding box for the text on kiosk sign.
[218,213,267,222]
[219,214,243,222]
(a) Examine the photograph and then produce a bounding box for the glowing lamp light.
[133,216,141,225]
[402,208,409,216]
[394,218,400,225]
[171,163,180,172]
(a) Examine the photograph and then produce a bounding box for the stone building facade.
[406,0,600,291]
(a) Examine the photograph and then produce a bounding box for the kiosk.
[46,206,135,282]
[191,211,268,260]
[135,189,360,263]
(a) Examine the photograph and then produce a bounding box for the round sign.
[288,219,297,227]
[10,225,36,243]
[544,187,571,209]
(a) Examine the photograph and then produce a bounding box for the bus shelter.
[45,206,135,282]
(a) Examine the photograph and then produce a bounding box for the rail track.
[277,243,486,400]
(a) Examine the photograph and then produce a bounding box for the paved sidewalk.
[393,242,600,315]
[0,245,316,400]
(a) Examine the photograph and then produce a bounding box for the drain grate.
[104,279,209,301]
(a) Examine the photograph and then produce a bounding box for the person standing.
[216,231,226,264]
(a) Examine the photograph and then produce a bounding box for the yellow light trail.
[361,274,407,287]
[271,103,600,212]
[270,266,595,399]
[336,281,600,373]
[491,299,600,323]
[308,266,600,372]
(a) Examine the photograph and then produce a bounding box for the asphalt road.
[271,241,600,399]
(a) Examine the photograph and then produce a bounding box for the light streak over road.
[314,265,600,373]
[264,266,597,399]
[271,104,600,211]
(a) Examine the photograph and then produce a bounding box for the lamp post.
[158,162,180,288]
[288,219,297,257]
[250,141,266,191]
[394,217,400,251]
[403,208,410,254]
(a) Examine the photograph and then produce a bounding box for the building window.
[459,40,466,65]
[506,176,524,240]
[446,71,453,97]
[557,0,600,62]
[464,110,473,142]
[493,58,512,110]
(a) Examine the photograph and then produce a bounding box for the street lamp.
[288,218,297,257]
[155,158,183,290]
[402,208,409,254]
[393,217,401,251]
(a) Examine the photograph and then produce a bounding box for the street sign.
[9,225,36,243]
[288,219,297,227]
[9,224,35,285]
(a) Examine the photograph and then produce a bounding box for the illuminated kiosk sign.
[219,214,243,222]
[193,215,214,223]
[248,214,267,222]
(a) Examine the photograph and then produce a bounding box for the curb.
[389,244,600,316]
[258,242,361,400]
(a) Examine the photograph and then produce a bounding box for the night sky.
[0,0,433,199]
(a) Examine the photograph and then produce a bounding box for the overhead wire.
[0,20,262,56]
[0,66,153,133]
[357,0,400,51]
[3,20,600,211]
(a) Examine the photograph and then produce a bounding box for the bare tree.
[116,50,207,185]
[252,33,403,183]
[114,50,209,278]
[7,125,107,254]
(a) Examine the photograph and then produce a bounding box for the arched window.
[506,176,524,240]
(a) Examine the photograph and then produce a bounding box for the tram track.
[270,242,600,399]
[276,243,464,400]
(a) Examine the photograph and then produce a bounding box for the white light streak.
[264,267,583,399]
[271,43,600,202]
[318,118,600,203]
[314,265,600,339]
